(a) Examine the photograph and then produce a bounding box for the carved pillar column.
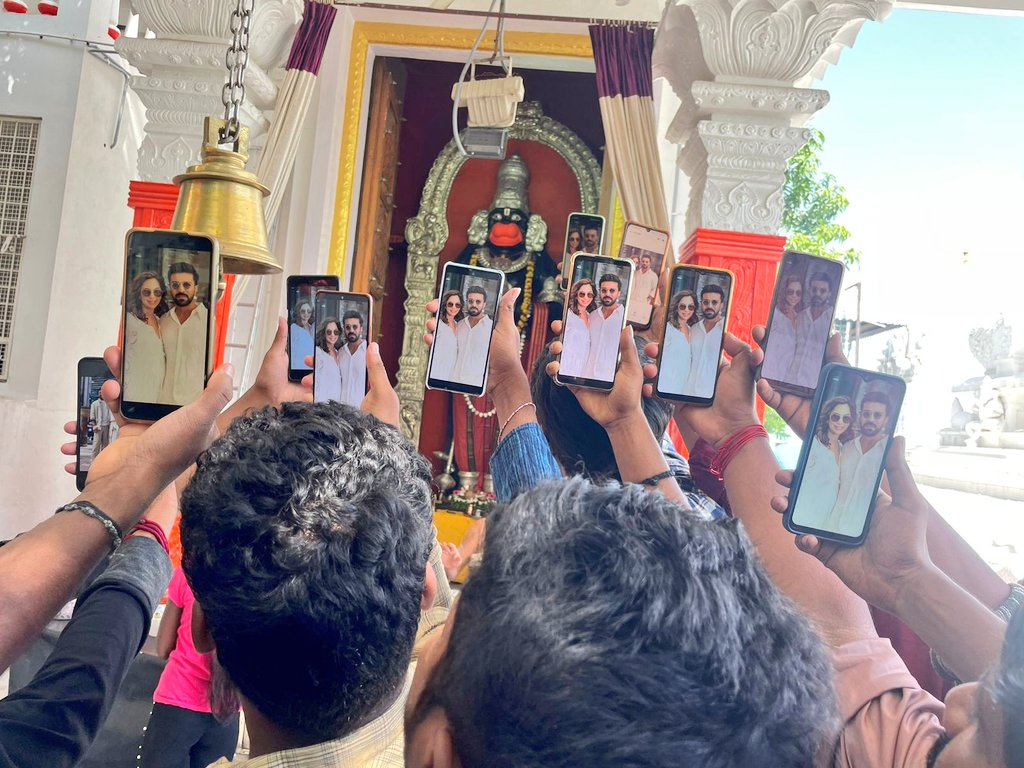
[655,0,892,347]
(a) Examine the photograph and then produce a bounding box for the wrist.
[711,424,769,479]
[603,409,648,440]
[889,560,945,617]
[489,377,532,414]
[712,420,762,451]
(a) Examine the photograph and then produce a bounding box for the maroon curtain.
[589,24,655,100]
[285,0,337,75]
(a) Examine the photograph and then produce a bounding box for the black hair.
[598,273,621,289]
[180,402,433,742]
[531,339,670,481]
[860,391,891,416]
[412,478,837,768]
[166,261,200,284]
[315,316,342,353]
[701,283,725,300]
[466,285,488,302]
[995,604,1024,767]
[808,272,834,292]
[342,310,364,327]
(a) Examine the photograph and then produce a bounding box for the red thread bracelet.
[128,518,170,554]
[709,424,768,479]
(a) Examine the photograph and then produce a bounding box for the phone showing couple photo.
[619,221,669,331]
[312,291,373,406]
[426,262,506,397]
[784,364,906,546]
[556,253,634,391]
[654,264,734,406]
[287,274,340,381]
[758,251,846,398]
[559,212,605,289]
[120,229,218,422]
[76,357,117,491]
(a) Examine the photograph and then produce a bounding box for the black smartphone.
[784,364,906,545]
[556,253,634,391]
[426,262,506,396]
[619,221,670,331]
[654,264,734,405]
[758,251,846,397]
[76,357,117,491]
[120,228,218,422]
[312,291,373,406]
[287,274,340,381]
[559,212,606,289]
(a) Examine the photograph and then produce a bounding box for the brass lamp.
[171,117,279,275]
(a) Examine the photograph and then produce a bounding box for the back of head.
[996,603,1024,761]
[532,341,670,480]
[181,402,433,742]
[416,478,836,768]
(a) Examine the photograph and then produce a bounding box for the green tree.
[782,128,859,265]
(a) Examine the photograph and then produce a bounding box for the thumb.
[271,316,287,351]
[498,287,522,328]
[618,326,639,371]
[192,364,235,425]
[884,436,921,506]
[365,342,389,390]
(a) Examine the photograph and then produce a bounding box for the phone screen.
[426,263,505,396]
[312,291,372,406]
[785,364,906,545]
[655,265,734,404]
[759,252,845,396]
[557,254,634,391]
[619,222,669,329]
[77,358,117,491]
[560,213,606,289]
[287,275,340,380]
[121,229,216,421]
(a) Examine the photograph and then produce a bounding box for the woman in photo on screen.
[289,300,315,369]
[123,270,168,402]
[560,278,597,378]
[761,274,803,382]
[314,317,343,402]
[564,229,582,265]
[432,289,463,381]
[794,395,855,529]
[660,289,697,393]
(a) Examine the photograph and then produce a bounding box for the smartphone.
[559,213,606,289]
[76,357,117,491]
[426,262,506,396]
[556,253,634,391]
[120,228,218,422]
[654,264,734,405]
[287,275,340,381]
[784,364,906,545]
[619,221,670,330]
[758,251,845,397]
[312,291,373,406]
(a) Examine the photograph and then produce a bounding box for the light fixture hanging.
[170,0,280,275]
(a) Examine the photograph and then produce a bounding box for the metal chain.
[220,0,254,143]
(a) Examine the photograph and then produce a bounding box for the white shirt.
[585,303,624,382]
[791,437,842,531]
[826,436,888,537]
[559,309,592,378]
[659,323,692,396]
[626,268,659,325]
[760,307,799,383]
[314,346,343,403]
[159,303,209,406]
[339,339,368,407]
[686,317,723,398]
[123,313,166,404]
[453,314,493,388]
[431,320,459,382]
[788,306,834,389]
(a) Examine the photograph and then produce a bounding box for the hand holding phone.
[76,357,117,491]
[783,364,906,545]
[312,291,372,406]
[287,275,340,381]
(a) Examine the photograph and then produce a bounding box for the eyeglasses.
[679,303,695,311]
[862,410,885,419]
[445,301,461,308]
[326,329,340,336]
[785,288,801,295]
[170,281,194,290]
[829,413,852,423]
[141,289,163,297]
[578,291,594,298]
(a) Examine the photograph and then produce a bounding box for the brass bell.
[171,117,280,275]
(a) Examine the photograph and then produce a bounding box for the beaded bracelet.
[638,470,673,487]
[498,402,537,442]
[709,424,769,479]
[128,518,170,555]
[56,501,123,551]
[996,581,1024,623]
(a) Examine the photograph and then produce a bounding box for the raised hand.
[360,342,400,429]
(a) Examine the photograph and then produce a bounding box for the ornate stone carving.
[118,0,301,182]
[396,102,601,446]
[655,0,889,235]
[970,319,1013,375]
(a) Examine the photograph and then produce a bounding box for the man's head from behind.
[180,402,433,743]
[406,478,837,768]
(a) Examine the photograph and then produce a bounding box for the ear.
[422,560,439,612]
[190,601,216,653]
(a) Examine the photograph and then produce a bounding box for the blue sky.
[801,8,1024,439]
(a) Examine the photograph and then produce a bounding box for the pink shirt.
[153,568,213,713]
[830,637,946,767]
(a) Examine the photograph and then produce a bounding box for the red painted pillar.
[680,228,786,420]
